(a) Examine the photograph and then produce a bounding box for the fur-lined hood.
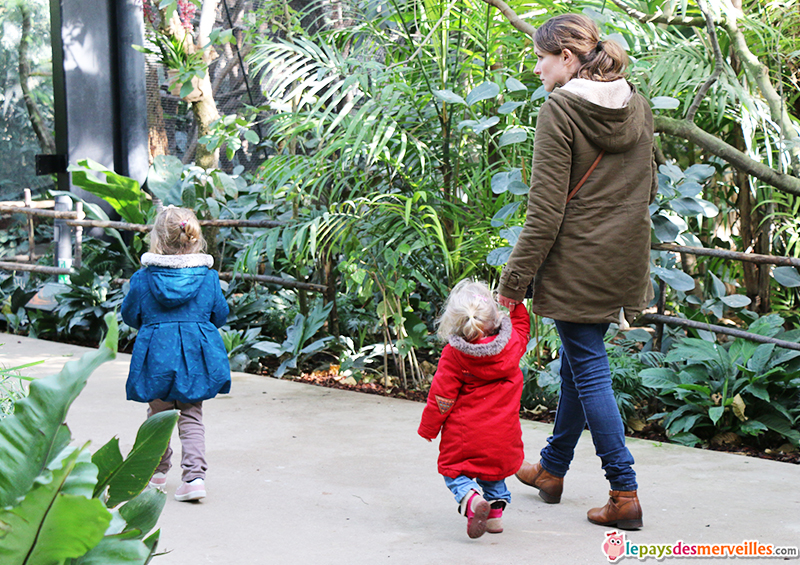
[140,253,214,308]
[448,316,512,358]
[141,253,213,269]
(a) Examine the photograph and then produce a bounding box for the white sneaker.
[147,472,167,490]
[174,478,206,502]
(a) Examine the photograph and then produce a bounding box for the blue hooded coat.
[122,252,231,404]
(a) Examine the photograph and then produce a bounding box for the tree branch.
[685,0,724,122]
[607,0,708,27]
[480,0,536,38]
[720,12,800,174]
[655,115,800,196]
[18,4,55,154]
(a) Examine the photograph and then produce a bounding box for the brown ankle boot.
[515,461,563,504]
[587,490,643,530]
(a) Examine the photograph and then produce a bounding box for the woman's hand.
[497,294,519,309]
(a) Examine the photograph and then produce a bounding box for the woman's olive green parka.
[498,85,657,324]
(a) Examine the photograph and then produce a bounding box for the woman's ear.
[561,48,581,75]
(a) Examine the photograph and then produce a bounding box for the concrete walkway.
[2,333,799,564]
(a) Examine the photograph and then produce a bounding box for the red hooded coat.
[418,303,530,481]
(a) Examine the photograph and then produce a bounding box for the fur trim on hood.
[141,252,213,269]
[560,78,632,109]
[448,316,512,357]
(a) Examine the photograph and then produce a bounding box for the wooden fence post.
[24,189,34,262]
[53,195,72,283]
[74,202,84,270]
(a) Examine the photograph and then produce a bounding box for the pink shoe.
[147,472,167,490]
[174,478,206,502]
[460,490,490,539]
[487,501,506,534]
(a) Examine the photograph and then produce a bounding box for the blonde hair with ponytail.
[535,13,628,83]
[437,279,502,343]
[149,206,206,255]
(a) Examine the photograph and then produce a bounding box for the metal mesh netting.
[0,2,55,202]
[144,0,271,174]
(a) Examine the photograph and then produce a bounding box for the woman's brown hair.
[149,206,206,255]
[535,13,628,82]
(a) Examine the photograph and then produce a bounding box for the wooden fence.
[645,243,800,352]
[0,190,325,293]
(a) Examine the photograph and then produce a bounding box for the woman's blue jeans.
[539,320,637,491]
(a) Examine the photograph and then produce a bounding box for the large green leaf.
[497,128,527,147]
[146,155,184,206]
[68,159,149,225]
[118,488,167,540]
[465,81,500,106]
[772,266,800,288]
[487,246,512,266]
[652,266,696,292]
[0,448,111,565]
[651,214,681,242]
[94,410,178,507]
[93,437,124,494]
[639,367,680,390]
[71,536,151,565]
[758,412,800,447]
[0,314,118,509]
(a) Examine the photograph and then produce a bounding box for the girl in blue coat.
[122,206,230,502]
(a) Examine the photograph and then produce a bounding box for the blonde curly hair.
[149,206,206,255]
[436,279,502,343]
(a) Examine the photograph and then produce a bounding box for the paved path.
[2,333,799,564]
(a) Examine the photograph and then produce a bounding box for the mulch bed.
[268,363,800,466]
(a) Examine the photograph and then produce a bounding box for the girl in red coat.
[419,279,530,539]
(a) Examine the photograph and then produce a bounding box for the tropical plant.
[0,273,41,336]
[640,314,800,448]
[52,268,126,345]
[220,326,278,372]
[252,300,334,377]
[0,313,178,563]
[0,360,39,419]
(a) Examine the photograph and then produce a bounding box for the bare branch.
[480,0,536,38]
[685,0,724,122]
[655,115,800,196]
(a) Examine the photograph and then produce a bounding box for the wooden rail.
[0,193,322,295]
[640,313,800,352]
[648,244,800,351]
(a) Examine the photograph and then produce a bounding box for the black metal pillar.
[49,0,148,213]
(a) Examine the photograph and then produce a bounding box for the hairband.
[595,40,604,53]
[179,221,187,232]
[472,293,488,303]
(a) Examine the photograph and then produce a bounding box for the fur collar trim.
[448,316,512,357]
[141,252,213,269]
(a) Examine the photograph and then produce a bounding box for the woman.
[497,13,657,530]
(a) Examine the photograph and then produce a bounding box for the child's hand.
[425,438,432,442]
